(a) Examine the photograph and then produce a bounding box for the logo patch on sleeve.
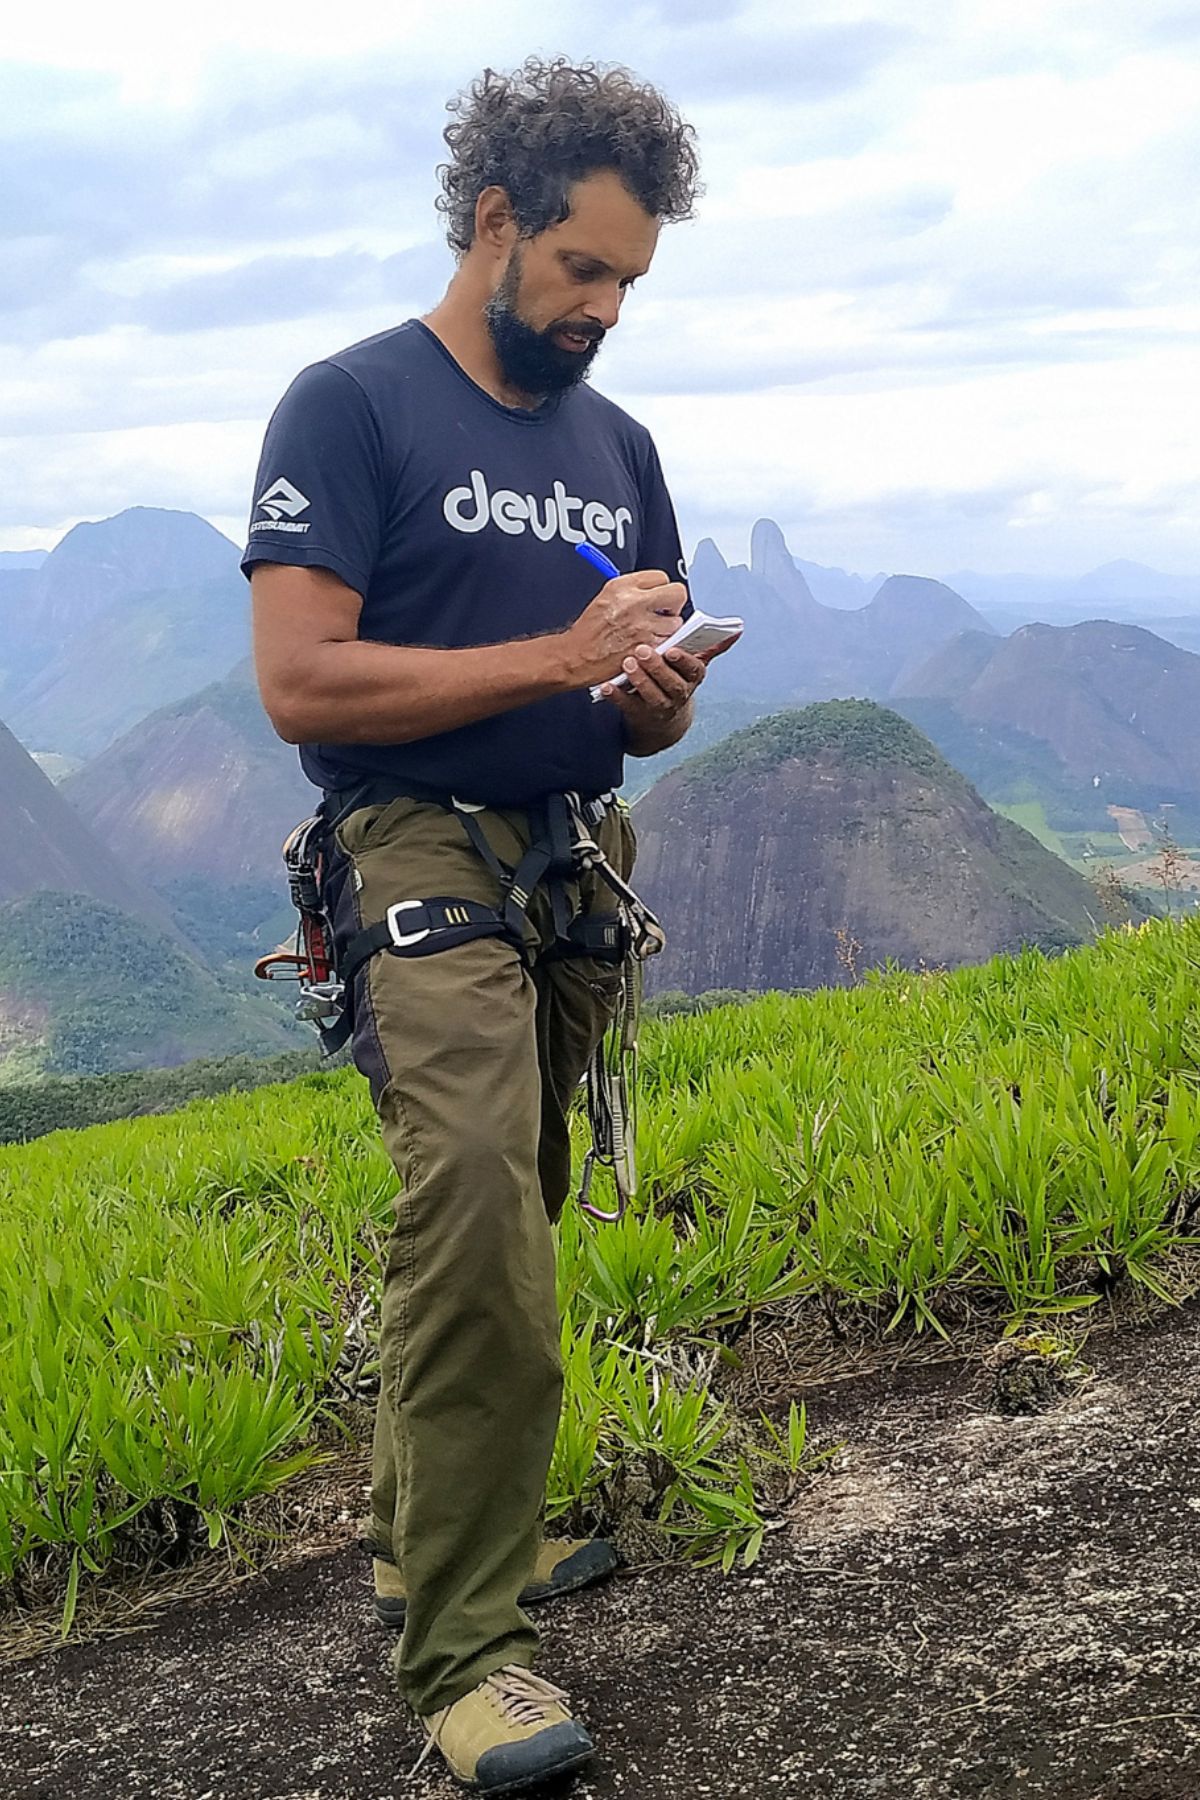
[251,477,312,534]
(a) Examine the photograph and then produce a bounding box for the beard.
[484,247,605,397]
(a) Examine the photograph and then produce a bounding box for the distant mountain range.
[1,503,1197,1075]
[632,700,1128,995]
[0,507,248,756]
[689,520,997,701]
[893,620,1200,827]
[945,560,1200,613]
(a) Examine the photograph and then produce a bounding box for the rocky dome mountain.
[688,522,996,702]
[61,659,314,958]
[1,507,248,759]
[894,619,1200,794]
[0,712,180,940]
[630,700,1115,995]
[22,506,236,639]
[861,576,994,689]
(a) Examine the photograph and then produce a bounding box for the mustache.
[548,322,605,345]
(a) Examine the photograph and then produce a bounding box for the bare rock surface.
[3,1304,1200,1799]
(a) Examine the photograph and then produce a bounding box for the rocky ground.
[3,1303,1200,1800]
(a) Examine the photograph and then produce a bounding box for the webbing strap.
[455,792,582,952]
[542,911,627,964]
[453,809,512,893]
[339,897,517,987]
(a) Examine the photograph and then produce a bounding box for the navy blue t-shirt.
[241,319,688,805]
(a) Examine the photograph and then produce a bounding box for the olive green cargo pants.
[329,793,633,1717]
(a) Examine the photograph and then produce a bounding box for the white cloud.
[2,0,1199,578]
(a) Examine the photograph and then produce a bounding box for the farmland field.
[2,915,1200,1632]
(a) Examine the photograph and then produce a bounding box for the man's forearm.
[271,634,581,745]
[623,696,695,758]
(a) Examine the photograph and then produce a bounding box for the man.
[246,55,709,1793]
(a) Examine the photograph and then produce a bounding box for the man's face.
[484,168,660,396]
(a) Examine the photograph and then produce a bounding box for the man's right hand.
[562,569,687,690]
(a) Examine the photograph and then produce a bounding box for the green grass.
[3,914,1200,1615]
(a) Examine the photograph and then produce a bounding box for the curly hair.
[435,56,702,259]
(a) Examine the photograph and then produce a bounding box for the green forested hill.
[0,891,306,1080]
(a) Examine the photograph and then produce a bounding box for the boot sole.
[460,1744,594,1794]
[461,1727,595,1794]
[375,1542,618,1630]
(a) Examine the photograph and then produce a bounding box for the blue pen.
[574,540,621,580]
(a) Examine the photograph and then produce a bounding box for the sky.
[2,0,1198,580]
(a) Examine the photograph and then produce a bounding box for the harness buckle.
[386,900,432,949]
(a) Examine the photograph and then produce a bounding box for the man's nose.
[582,285,623,332]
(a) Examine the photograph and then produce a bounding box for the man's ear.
[474,184,517,256]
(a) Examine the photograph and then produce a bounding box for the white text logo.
[443,469,633,550]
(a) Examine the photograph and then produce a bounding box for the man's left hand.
[598,638,733,755]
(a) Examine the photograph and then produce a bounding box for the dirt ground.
[4,1303,1200,1800]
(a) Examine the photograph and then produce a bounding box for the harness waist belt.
[322,776,614,831]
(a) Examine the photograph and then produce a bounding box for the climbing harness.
[255,784,664,1221]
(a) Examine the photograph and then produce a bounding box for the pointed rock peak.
[749,519,818,609]
[690,537,727,576]
[750,517,791,577]
[688,538,728,589]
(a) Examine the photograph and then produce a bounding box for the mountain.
[687,522,997,703]
[0,550,48,568]
[20,506,236,640]
[61,658,311,885]
[791,558,884,610]
[0,568,47,705]
[946,563,1200,616]
[0,711,182,941]
[630,700,1118,995]
[895,620,1200,797]
[1,508,248,758]
[967,600,1200,662]
[1070,561,1200,606]
[61,659,315,959]
[860,576,996,690]
[0,891,305,1081]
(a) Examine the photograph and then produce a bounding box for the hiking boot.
[414,1664,594,1793]
[372,1537,618,1629]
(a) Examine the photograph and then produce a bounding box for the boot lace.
[487,1665,571,1726]
[411,1665,571,1777]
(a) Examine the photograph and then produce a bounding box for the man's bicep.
[251,563,363,740]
